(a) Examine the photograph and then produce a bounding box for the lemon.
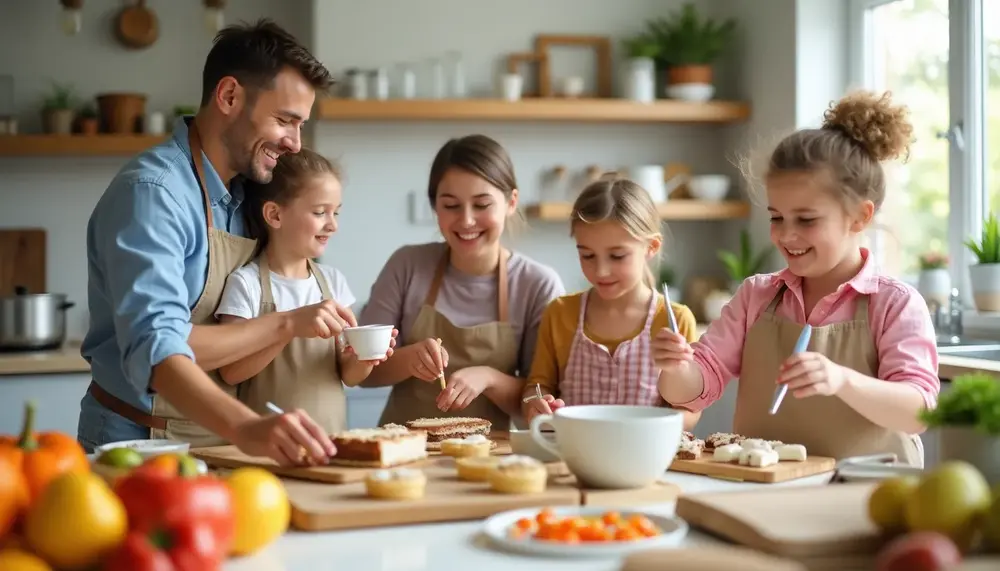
[868,475,919,533]
[0,549,53,571]
[227,467,290,556]
[904,460,991,551]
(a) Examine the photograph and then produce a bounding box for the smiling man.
[78,19,349,466]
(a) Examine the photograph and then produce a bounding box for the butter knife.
[661,283,679,333]
[769,324,812,415]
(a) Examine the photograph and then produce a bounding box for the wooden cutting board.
[674,483,882,558]
[0,228,46,295]
[668,455,836,483]
[286,457,681,531]
[621,546,809,571]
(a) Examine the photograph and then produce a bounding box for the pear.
[904,461,992,551]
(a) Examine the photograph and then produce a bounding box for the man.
[78,19,352,466]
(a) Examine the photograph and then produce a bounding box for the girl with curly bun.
[653,90,938,466]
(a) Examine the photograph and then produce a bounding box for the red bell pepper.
[113,455,235,559]
[103,520,226,571]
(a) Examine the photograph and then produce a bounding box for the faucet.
[948,288,963,337]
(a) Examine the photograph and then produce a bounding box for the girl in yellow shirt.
[522,177,701,430]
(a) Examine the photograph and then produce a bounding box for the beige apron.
[238,256,346,435]
[734,286,924,467]
[148,123,258,446]
[378,248,518,430]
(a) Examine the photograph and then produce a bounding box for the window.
[851,0,990,305]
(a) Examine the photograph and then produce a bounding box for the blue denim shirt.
[81,117,247,417]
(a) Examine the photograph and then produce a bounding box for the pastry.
[456,456,501,482]
[364,468,427,500]
[746,448,780,468]
[329,426,428,467]
[676,438,704,460]
[705,432,743,450]
[680,430,696,443]
[439,434,492,458]
[488,455,547,494]
[405,417,492,449]
[775,444,808,461]
[711,442,743,463]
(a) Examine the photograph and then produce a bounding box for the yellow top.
[525,291,698,396]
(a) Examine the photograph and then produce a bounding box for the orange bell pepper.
[0,456,19,538]
[0,401,89,513]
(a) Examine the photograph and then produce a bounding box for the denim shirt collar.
[172,116,245,210]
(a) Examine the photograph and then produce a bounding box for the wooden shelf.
[525,200,752,221]
[317,98,750,124]
[0,134,168,156]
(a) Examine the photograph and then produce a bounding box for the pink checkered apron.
[559,290,663,406]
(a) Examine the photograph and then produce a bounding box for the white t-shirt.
[215,259,356,320]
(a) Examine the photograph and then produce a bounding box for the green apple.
[904,461,991,551]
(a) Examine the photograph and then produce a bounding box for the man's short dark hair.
[200,18,334,106]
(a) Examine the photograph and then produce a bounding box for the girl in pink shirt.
[654,90,939,466]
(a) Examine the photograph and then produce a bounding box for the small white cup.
[509,429,560,462]
[343,325,394,360]
[502,74,523,102]
[529,405,683,489]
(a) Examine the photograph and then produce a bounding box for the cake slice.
[329,426,428,468]
[405,417,491,448]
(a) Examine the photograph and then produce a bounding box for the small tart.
[439,434,492,458]
[364,468,427,500]
[455,456,500,482]
[488,455,547,494]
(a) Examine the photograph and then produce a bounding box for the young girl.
[214,149,396,437]
[654,90,939,466]
[523,177,702,431]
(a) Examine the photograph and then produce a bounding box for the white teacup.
[509,429,560,463]
[529,405,683,489]
[343,325,394,360]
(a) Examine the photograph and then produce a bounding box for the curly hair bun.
[821,90,914,162]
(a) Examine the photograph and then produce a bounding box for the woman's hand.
[777,352,847,398]
[407,338,449,382]
[344,328,398,366]
[524,394,565,425]
[436,366,491,411]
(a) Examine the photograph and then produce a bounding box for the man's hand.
[288,300,357,339]
[230,408,337,466]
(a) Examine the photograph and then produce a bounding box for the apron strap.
[577,289,590,329]
[257,255,276,307]
[308,259,334,300]
[425,247,510,323]
[642,289,659,332]
[764,284,787,314]
[187,122,216,232]
[854,294,870,321]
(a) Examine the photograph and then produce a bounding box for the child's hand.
[524,394,565,425]
[408,338,449,382]
[344,328,398,366]
[777,352,846,397]
[651,327,694,371]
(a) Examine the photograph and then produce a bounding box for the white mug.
[529,405,684,489]
[502,74,523,102]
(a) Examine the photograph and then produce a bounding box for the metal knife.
[769,324,813,415]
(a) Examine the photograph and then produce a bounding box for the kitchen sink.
[937,348,1000,361]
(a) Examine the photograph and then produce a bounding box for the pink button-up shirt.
[686,248,940,411]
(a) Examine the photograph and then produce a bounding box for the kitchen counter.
[222,471,835,571]
[0,342,89,375]
[938,353,1000,378]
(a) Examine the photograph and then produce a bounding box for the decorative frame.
[534,34,612,98]
[504,51,547,98]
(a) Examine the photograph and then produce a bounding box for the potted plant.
[643,3,735,101]
[916,251,950,308]
[77,103,98,135]
[659,264,681,303]
[920,372,1000,485]
[41,82,76,135]
[717,229,773,294]
[964,212,1000,312]
[621,33,659,103]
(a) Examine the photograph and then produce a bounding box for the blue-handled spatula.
[769,324,813,415]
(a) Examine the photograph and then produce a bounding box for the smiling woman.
[359,135,566,430]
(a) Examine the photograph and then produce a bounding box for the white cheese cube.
[741,438,772,451]
[738,447,753,465]
[712,443,743,463]
[747,448,779,468]
[775,444,808,461]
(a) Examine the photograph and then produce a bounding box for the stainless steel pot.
[0,286,75,351]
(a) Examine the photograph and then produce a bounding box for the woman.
[360,134,565,430]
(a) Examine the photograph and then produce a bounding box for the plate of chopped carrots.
[482,506,688,557]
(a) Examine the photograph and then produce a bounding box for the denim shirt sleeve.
[97,180,196,395]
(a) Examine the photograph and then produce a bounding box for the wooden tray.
[668,455,836,483]
[287,456,680,531]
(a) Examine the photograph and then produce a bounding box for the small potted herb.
[621,33,660,103]
[916,251,950,308]
[643,3,736,100]
[77,103,99,135]
[919,372,1000,485]
[717,229,773,294]
[41,82,77,135]
[964,212,1000,312]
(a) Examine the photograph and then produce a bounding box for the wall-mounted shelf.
[317,98,751,124]
[525,200,752,221]
[0,134,168,157]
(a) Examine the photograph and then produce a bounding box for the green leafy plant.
[918,251,948,270]
[173,105,197,117]
[621,34,660,60]
[919,372,1000,435]
[42,82,76,111]
[643,3,737,66]
[717,229,773,283]
[78,103,97,119]
[964,212,1000,264]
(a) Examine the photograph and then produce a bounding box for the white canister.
[145,111,165,135]
[626,165,667,203]
[502,74,523,102]
[371,68,389,101]
[624,57,655,103]
[561,76,584,98]
[349,71,368,100]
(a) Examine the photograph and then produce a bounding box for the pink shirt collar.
[771,248,880,295]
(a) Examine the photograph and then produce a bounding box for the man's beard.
[221,112,272,184]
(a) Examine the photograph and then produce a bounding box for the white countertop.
[223,471,834,571]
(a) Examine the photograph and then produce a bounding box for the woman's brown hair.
[749,90,914,211]
[570,176,663,288]
[244,148,342,258]
[427,134,517,200]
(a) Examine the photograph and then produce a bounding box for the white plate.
[93,438,190,458]
[482,506,688,558]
